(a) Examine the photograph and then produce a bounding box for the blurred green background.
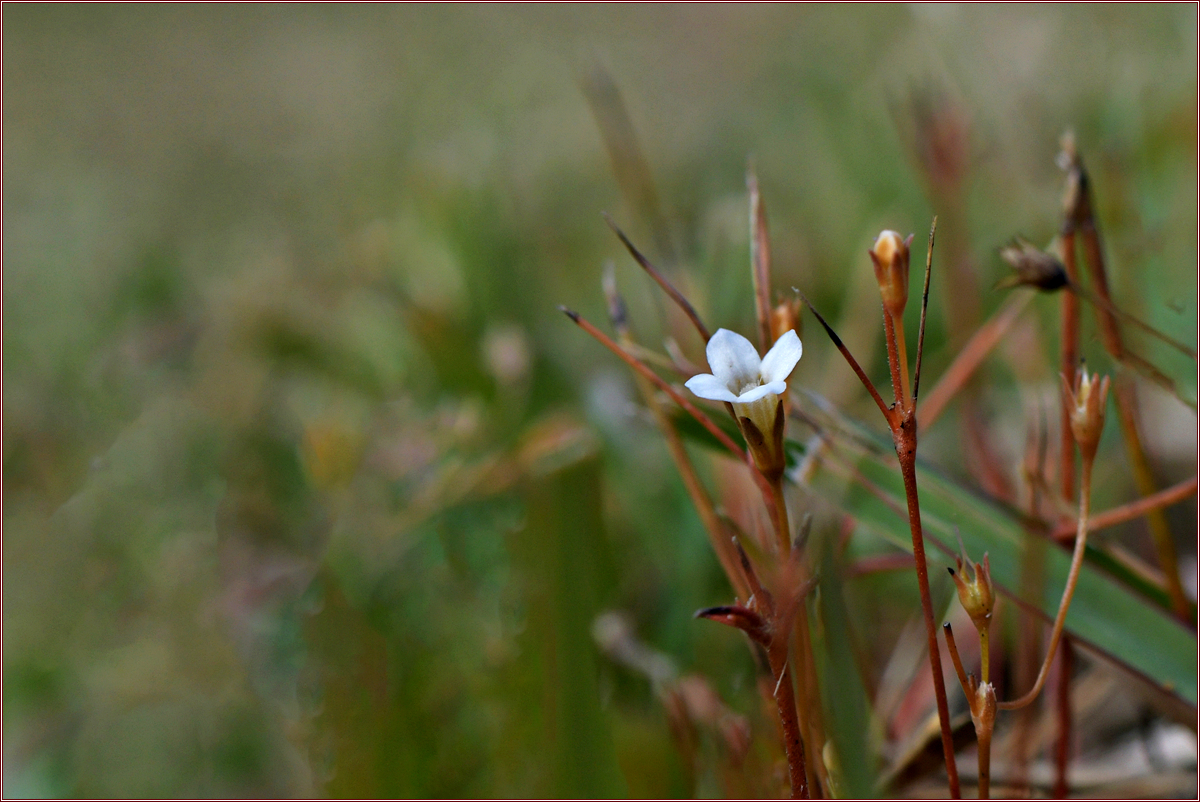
[4,5,1196,798]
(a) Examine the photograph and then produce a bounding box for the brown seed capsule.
[948,552,994,637]
[869,230,913,317]
[1062,365,1110,463]
[997,237,1068,292]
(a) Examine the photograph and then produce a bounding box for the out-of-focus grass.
[3,5,1195,797]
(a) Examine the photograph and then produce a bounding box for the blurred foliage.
[3,5,1196,798]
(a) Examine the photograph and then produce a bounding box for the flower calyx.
[685,328,802,480]
[1062,364,1110,463]
[869,230,914,318]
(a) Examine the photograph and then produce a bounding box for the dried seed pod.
[948,552,994,637]
[1062,364,1111,463]
[997,237,1068,291]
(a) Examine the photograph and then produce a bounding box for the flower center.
[737,378,764,396]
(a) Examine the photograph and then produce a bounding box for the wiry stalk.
[1059,227,1080,504]
[1065,143,1192,622]
[919,293,1033,430]
[802,220,962,798]
[1052,475,1198,540]
[1053,639,1074,798]
[893,414,961,798]
[603,268,749,599]
[999,459,1094,710]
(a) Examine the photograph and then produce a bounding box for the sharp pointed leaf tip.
[559,305,580,322]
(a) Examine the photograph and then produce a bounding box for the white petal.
[684,373,740,403]
[704,328,761,388]
[734,380,787,404]
[759,330,803,383]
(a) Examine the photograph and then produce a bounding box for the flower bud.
[997,237,1068,292]
[769,298,801,344]
[1062,365,1110,463]
[948,552,994,637]
[869,230,914,317]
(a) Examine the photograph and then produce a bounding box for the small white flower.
[685,328,802,475]
[685,328,803,406]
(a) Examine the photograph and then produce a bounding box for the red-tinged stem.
[771,476,791,556]
[561,307,740,458]
[896,411,962,798]
[999,459,1093,710]
[1051,475,1198,540]
[882,307,907,408]
[748,166,774,353]
[977,708,994,800]
[603,214,711,342]
[1059,230,1079,504]
[1053,638,1074,799]
[912,217,936,404]
[772,660,809,799]
[919,292,1032,431]
[800,295,893,421]
[804,284,959,796]
[942,622,971,694]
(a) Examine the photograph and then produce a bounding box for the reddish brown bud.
[869,230,913,316]
[769,298,801,344]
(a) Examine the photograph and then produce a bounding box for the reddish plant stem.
[1076,202,1191,621]
[748,166,774,353]
[895,415,962,799]
[562,309,741,458]
[1113,369,1192,623]
[882,307,907,409]
[1059,230,1080,504]
[771,659,809,799]
[919,292,1032,430]
[1052,475,1198,540]
[792,606,827,798]
[1054,223,1080,792]
[881,291,961,797]
[1053,638,1074,799]
[1079,223,1122,358]
[800,295,892,419]
[771,477,792,557]
[805,263,961,797]
[603,214,711,342]
[999,458,1094,711]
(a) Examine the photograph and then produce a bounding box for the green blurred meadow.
[3,5,1197,798]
